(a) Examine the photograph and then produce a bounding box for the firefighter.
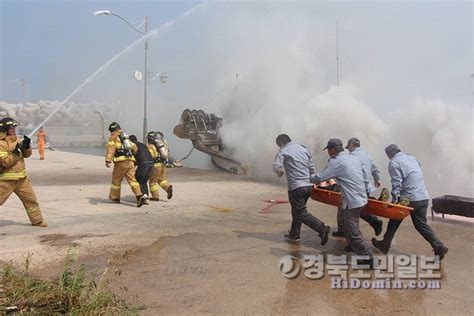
[0,118,47,227]
[147,131,173,201]
[105,122,146,207]
[36,126,47,160]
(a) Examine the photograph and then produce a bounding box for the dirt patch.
[38,233,112,246]
[208,205,233,212]
[112,236,168,267]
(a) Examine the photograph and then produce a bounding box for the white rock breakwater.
[0,100,117,127]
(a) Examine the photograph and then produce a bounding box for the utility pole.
[94,10,150,142]
[471,73,473,95]
[142,16,148,142]
[20,79,27,103]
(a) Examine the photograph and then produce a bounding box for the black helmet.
[0,117,18,133]
[156,131,164,138]
[108,122,121,132]
[129,134,138,143]
[146,131,156,142]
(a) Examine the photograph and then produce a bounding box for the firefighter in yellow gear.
[0,118,47,227]
[105,122,147,207]
[147,131,173,201]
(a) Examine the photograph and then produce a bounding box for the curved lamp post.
[93,10,149,141]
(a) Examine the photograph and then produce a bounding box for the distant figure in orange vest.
[36,127,47,160]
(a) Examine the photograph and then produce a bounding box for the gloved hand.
[22,136,31,149]
[391,194,399,204]
[105,161,111,168]
[12,143,22,157]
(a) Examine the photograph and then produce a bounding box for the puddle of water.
[38,233,112,246]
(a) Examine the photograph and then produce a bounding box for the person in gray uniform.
[273,134,330,245]
[311,138,373,261]
[372,144,449,259]
[331,137,383,236]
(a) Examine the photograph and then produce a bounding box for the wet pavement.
[0,151,472,314]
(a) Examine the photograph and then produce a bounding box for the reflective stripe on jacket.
[105,130,136,164]
[0,132,31,181]
[0,169,27,181]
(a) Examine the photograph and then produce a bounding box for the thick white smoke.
[20,2,468,197]
[218,83,473,197]
[204,3,472,198]
[387,99,473,197]
[217,84,388,178]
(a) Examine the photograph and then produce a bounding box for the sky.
[0,0,199,102]
[0,1,471,104]
[0,0,472,196]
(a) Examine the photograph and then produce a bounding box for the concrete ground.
[1,150,472,315]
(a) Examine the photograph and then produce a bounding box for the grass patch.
[0,252,137,315]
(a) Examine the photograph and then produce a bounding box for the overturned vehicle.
[173,109,250,174]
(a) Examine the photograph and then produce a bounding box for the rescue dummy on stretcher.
[311,179,413,220]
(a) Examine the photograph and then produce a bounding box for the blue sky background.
[1,1,471,104]
[0,0,199,101]
[0,0,472,127]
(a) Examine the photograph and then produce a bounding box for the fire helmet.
[146,131,156,143]
[108,122,121,132]
[0,117,18,133]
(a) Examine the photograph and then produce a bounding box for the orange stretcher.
[310,186,413,220]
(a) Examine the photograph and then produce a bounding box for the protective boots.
[33,221,48,227]
[167,185,173,200]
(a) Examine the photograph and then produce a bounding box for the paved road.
[1,150,472,314]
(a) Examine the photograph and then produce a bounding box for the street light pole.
[94,10,149,142]
[143,16,148,142]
